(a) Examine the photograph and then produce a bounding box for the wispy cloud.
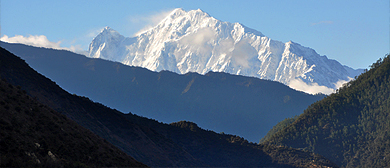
[288,78,335,95]
[1,35,87,55]
[231,39,256,69]
[86,27,106,38]
[311,21,333,26]
[179,27,215,53]
[333,78,351,89]
[128,9,174,36]
[1,35,62,48]
[288,77,353,95]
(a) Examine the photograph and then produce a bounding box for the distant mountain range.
[1,41,324,142]
[0,46,338,167]
[263,54,390,167]
[88,8,363,94]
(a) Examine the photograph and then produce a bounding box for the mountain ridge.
[88,8,363,94]
[0,46,338,167]
[0,41,324,142]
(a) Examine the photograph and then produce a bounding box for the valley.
[0,6,387,167]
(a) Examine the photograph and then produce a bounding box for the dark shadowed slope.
[0,46,201,167]
[264,54,390,167]
[0,46,337,167]
[260,116,299,143]
[125,115,338,168]
[0,79,146,167]
[0,41,325,142]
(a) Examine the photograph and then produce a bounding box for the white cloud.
[134,25,154,37]
[1,35,87,55]
[68,44,89,56]
[231,39,257,69]
[333,78,350,89]
[188,28,215,46]
[129,9,174,36]
[86,27,106,38]
[288,78,335,95]
[180,27,215,53]
[288,77,355,95]
[1,35,62,49]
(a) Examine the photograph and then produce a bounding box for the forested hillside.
[264,54,390,167]
[260,116,298,143]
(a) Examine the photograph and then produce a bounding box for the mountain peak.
[87,9,363,94]
[163,8,213,24]
[103,26,112,30]
[169,8,186,17]
[88,26,125,60]
[188,8,210,17]
[100,26,120,36]
[169,8,209,16]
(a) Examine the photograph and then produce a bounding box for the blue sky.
[1,0,388,69]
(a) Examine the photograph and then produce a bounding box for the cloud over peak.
[128,9,174,36]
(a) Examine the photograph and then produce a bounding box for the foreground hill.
[0,79,145,167]
[0,47,337,167]
[0,46,200,166]
[264,54,390,167]
[0,41,324,142]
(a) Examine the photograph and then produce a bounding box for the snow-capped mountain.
[88,8,363,94]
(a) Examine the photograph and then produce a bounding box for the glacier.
[88,8,363,94]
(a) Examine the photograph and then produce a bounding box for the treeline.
[263,54,390,167]
[259,116,299,143]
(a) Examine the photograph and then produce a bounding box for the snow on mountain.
[88,8,363,94]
